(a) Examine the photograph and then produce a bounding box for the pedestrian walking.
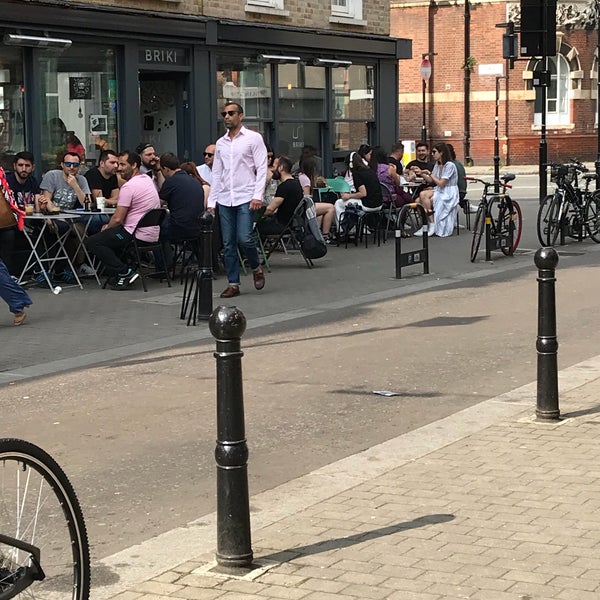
[208,102,267,298]
[0,258,32,326]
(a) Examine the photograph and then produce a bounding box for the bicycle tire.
[396,204,424,236]
[546,194,565,246]
[470,205,485,262]
[536,195,553,246]
[585,191,600,243]
[0,438,90,600]
[499,199,522,256]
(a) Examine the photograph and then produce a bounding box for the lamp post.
[420,54,433,143]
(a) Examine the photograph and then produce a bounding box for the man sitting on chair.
[258,156,303,236]
[85,150,161,290]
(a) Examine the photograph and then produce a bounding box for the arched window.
[533,55,570,126]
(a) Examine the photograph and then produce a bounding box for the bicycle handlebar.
[465,176,513,189]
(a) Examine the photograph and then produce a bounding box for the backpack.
[338,204,364,237]
[299,196,327,259]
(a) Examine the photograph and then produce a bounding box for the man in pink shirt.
[85,150,161,290]
[208,102,267,298]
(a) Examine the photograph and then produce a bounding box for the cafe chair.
[126,208,172,292]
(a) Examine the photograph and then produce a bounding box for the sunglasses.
[204,152,214,157]
[221,110,239,117]
[64,161,80,168]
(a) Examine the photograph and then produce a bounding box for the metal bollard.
[534,247,560,421]
[208,306,253,569]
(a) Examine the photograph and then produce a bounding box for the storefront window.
[216,57,271,123]
[332,64,374,151]
[0,47,25,170]
[36,45,118,173]
[278,64,325,120]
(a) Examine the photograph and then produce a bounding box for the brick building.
[391,0,599,166]
[0,0,410,175]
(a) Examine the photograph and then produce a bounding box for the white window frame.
[331,0,363,21]
[534,55,570,126]
[245,0,286,14]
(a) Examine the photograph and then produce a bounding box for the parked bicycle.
[467,174,522,262]
[536,159,600,246]
[0,438,90,600]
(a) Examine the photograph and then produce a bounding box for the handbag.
[0,188,16,229]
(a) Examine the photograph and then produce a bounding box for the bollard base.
[535,408,561,422]
[215,551,254,570]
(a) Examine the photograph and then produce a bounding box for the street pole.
[494,76,505,194]
[421,78,427,143]
[596,0,600,185]
[420,55,432,144]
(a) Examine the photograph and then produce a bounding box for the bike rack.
[485,195,514,261]
[395,203,429,279]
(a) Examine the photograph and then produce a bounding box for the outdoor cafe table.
[63,208,115,286]
[18,212,83,292]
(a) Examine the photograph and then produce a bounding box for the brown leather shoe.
[220,285,240,298]
[253,267,266,290]
[13,311,27,326]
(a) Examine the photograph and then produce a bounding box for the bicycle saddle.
[501,173,516,183]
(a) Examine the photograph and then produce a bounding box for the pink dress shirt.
[209,126,267,208]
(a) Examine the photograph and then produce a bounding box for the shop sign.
[140,47,189,66]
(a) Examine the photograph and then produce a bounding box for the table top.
[63,208,115,216]
[25,212,81,220]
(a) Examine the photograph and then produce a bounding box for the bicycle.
[536,159,600,246]
[0,438,90,600]
[467,174,522,263]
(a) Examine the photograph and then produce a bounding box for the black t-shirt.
[84,166,118,199]
[388,156,403,175]
[274,178,303,225]
[351,167,383,209]
[6,172,41,209]
[159,170,204,238]
[406,158,435,171]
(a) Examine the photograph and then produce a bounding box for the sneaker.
[77,263,96,278]
[413,225,427,237]
[34,271,53,288]
[428,223,436,236]
[468,203,479,213]
[111,268,139,290]
[55,269,77,284]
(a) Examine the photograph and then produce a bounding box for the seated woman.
[334,151,383,225]
[297,155,335,244]
[370,146,412,208]
[414,142,459,237]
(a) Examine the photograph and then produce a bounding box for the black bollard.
[534,247,560,421]
[208,306,253,569]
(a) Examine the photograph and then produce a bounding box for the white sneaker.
[428,223,436,236]
[77,263,96,278]
[414,225,427,237]
[469,203,479,213]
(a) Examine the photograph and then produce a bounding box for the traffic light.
[520,0,557,57]
[502,32,518,69]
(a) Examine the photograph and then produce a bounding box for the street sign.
[420,58,432,81]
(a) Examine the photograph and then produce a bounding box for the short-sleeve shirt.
[118,173,161,242]
[84,166,118,198]
[6,172,41,209]
[40,170,90,209]
[274,178,303,225]
[351,167,383,209]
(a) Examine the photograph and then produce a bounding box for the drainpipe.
[464,0,473,166]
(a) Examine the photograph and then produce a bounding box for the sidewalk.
[101,356,600,600]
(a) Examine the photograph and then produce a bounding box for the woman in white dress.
[414,142,459,237]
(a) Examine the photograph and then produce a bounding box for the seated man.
[85,150,161,290]
[257,156,303,236]
[39,151,92,282]
[84,149,120,235]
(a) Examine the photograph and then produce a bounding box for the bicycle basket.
[550,164,568,183]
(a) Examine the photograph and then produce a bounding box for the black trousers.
[85,225,132,275]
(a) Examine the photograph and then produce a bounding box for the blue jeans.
[218,202,260,286]
[0,258,32,314]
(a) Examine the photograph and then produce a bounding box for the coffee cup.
[96,196,105,211]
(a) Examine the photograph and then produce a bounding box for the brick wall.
[392,0,600,165]
[75,0,389,35]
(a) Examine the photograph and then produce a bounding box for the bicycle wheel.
[0,438,90,600]
[499,199,523,256]
[536,195,553,246]
[396,204,424,236]
[470,205,485,262]
[585,191,600,243]
[546,194,565,246]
